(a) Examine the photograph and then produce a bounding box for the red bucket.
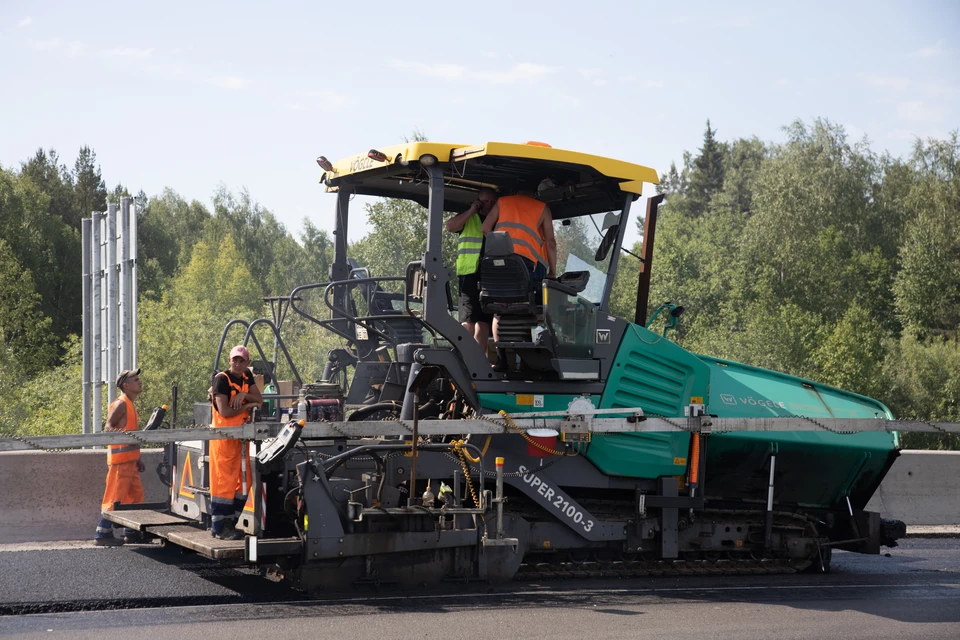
[527,429,558,457]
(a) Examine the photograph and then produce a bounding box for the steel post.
[119,198,130,371]
[81,219,92,435]
[130,198,138,367]
[92,212,103,431]
[106,203,118,403]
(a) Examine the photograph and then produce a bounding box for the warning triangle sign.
[179,451,196,498]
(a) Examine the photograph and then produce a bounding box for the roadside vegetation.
[1,121,957,448]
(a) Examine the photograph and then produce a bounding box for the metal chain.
[0,432,72,453]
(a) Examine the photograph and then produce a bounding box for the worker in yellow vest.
[209,345,263,540]
[94,368,146,546]
[446,187,498,353]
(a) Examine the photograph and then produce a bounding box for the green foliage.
[892,134,960,337]
[73,146,108,225]
[351,198,458,280]
[0,166,81,343]
[4,125,960,454]
[883,335,960,450]
[0,239,58,376]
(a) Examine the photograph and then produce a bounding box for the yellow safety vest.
[455,214,483,276]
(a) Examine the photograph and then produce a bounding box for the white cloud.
[640,79,665,90]
[66,41,84,57]
[29,38,61,51]
[104,47,154,59]
[290,89,350,113]
[860,73,910,93]
[145,62,185,77]
[896,100,945,123]
[390,59,557,85]
[909,42,945,58]
[718,15,752,29]
[472,63,558,84]
[18,17,32,28]
[209,76,250,90]
[389,60,465,80]
[772,77,789,88]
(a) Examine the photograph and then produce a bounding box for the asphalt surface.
[1,538,958,639]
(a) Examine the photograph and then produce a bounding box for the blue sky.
[1,1,957,248]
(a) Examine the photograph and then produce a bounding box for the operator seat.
[479,232,592,374]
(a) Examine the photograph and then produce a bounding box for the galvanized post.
[92,212,103,432]
[106,202,118,403]
[119,198,130,371]
[81,219,92,435]
[131,199,138,367]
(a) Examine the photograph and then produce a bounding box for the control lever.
[143,404,169,431]
[257,420,305,467]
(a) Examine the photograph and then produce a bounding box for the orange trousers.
[209,438,251,533]
[100,460,144,511]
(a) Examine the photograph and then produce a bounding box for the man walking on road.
[94,368,146,546]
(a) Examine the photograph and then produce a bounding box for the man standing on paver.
[94,368,146,546]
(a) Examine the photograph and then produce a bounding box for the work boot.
[123,531,144,544]
[213,525,245,541]
[94,536,125,547]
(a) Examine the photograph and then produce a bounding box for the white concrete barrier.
[0,449,957,543]
[0,450,169,544]
[866,450,960,525]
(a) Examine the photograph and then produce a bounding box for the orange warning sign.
[179,452,196,498]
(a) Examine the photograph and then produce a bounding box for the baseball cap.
[116,368,141,388]
[229,345,250,361]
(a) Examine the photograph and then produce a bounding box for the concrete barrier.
[0,449,957,543]
[866,450,960,526]
[0,450,169,544]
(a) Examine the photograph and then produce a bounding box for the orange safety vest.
[106,395,140,465]
[494,195,547,267]
[211,371,250,428]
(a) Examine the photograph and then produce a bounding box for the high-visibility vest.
[455,214,483,276]
[494,195,546,267]
[211,371,250,428]
[106,395,140,465]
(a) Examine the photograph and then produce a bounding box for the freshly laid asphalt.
[0,537,958,639]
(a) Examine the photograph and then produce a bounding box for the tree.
[892,134,960,338]
[0,167,81,346]
[685,120,727,217]
[0,239,58,376]
[20,148,77,227]
[73,146,108,223]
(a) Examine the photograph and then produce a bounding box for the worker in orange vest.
[481,181,557,345]
[94,368,146,546]
[209,345,263,540]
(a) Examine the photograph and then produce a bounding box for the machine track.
[514,557,811,580]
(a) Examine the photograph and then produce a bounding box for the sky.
[1,1,957,249]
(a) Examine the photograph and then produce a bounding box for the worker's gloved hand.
[136,459,146,473]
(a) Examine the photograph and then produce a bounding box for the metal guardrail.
[2,411,959,452]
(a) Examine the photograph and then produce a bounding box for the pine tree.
[73,146,108,221]
[686,120,727,217]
